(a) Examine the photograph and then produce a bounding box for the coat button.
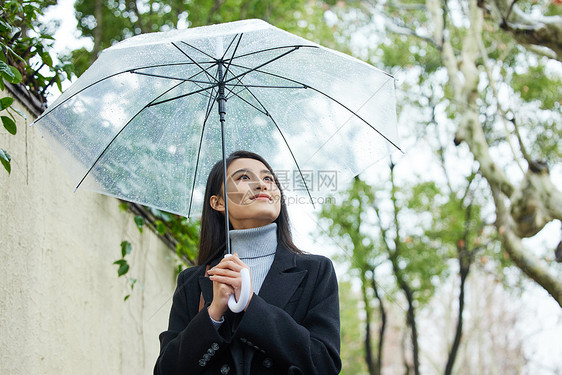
[212,342,220,351]
[263,357,273,368]
[198,359,206,367]
[220,364,230,374]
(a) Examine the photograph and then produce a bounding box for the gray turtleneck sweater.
[230,222,277,295]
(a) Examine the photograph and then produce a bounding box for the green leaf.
[120,240,132,257]
[123,294,130,301]
[117,262,129,277]
[0,148,11,174]
[134,215,144,233]
[0,97,14,111]
[41,51,53,67]
[0,61,22,84]
[2,116,16,135]
[0,19,12,33]
[55,74,62,92]
[156,220,167,235]
[0,61,12,77]
[8,66,22,84]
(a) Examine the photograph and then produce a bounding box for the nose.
[256,178,268,191]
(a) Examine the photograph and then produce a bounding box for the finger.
[210,274,242,288]
[211,259,246,273]
[230,253,250,268]
[208,268,240,279]
[221,253,250,270]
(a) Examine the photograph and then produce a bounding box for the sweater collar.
[230,223,277,259]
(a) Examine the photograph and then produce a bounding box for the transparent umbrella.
[32,19,400,310]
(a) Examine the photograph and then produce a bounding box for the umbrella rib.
[149,84,219,107]
[220,73,304,113]
[179,40,219,62]
[306,78,402,155]
[227,44,317,61]
[34,61,210,122]
[222,34,244,83]
[186,85,219,218]
[223,46,302,87]
[172,42,218,83]
[269,113,316,208]
[234,84,316,207]
[225,83,304,89]
[226,88,269,116]
[224,67,291,116]
[218,66,269,115]
[131,70,216,85]
[221,33,242,63]
[131,70,217,101]
[74,81,186,191]
[227,64,402,152]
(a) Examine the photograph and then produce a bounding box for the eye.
[237,174,250,180]
[264,175,274,182]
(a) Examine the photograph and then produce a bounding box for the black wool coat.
[154,245,341,375]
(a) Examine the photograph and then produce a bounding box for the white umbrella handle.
[224,254,251,313]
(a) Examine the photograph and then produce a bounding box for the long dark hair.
[197,150,302,265]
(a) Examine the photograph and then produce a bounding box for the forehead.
[228,158,270,174]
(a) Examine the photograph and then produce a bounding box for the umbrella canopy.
[33,19,399,219]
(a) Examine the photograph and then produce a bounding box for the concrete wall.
[0,89,177,374]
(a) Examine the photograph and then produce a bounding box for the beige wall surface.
[0,90,178,374]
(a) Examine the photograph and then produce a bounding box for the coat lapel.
[258,245,307,309]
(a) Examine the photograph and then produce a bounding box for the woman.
[154,150,341,375]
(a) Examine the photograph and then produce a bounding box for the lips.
[251,193,272,201]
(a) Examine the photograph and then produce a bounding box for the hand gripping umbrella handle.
[224,254,251,313]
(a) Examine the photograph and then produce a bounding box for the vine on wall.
[1,0,70,173]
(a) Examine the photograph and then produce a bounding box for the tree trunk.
[444,247,470,375]
[372,273,387,375]
[492,186,562,307]
[92,0,103,58]
[389,163,421,375]
[361,275,375,375]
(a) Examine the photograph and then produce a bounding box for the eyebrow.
[231,168,273,176]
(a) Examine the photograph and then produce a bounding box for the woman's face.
[210,158,282,230]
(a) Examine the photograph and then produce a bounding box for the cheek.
[273,197,282,215]
[226,183,252,204]
[227,191,249,205]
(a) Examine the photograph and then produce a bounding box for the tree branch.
[481,0,562,61]
[450,0,515,198]
[491,185,562,307]
[510,162,562,237]
[477,36,526,172]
